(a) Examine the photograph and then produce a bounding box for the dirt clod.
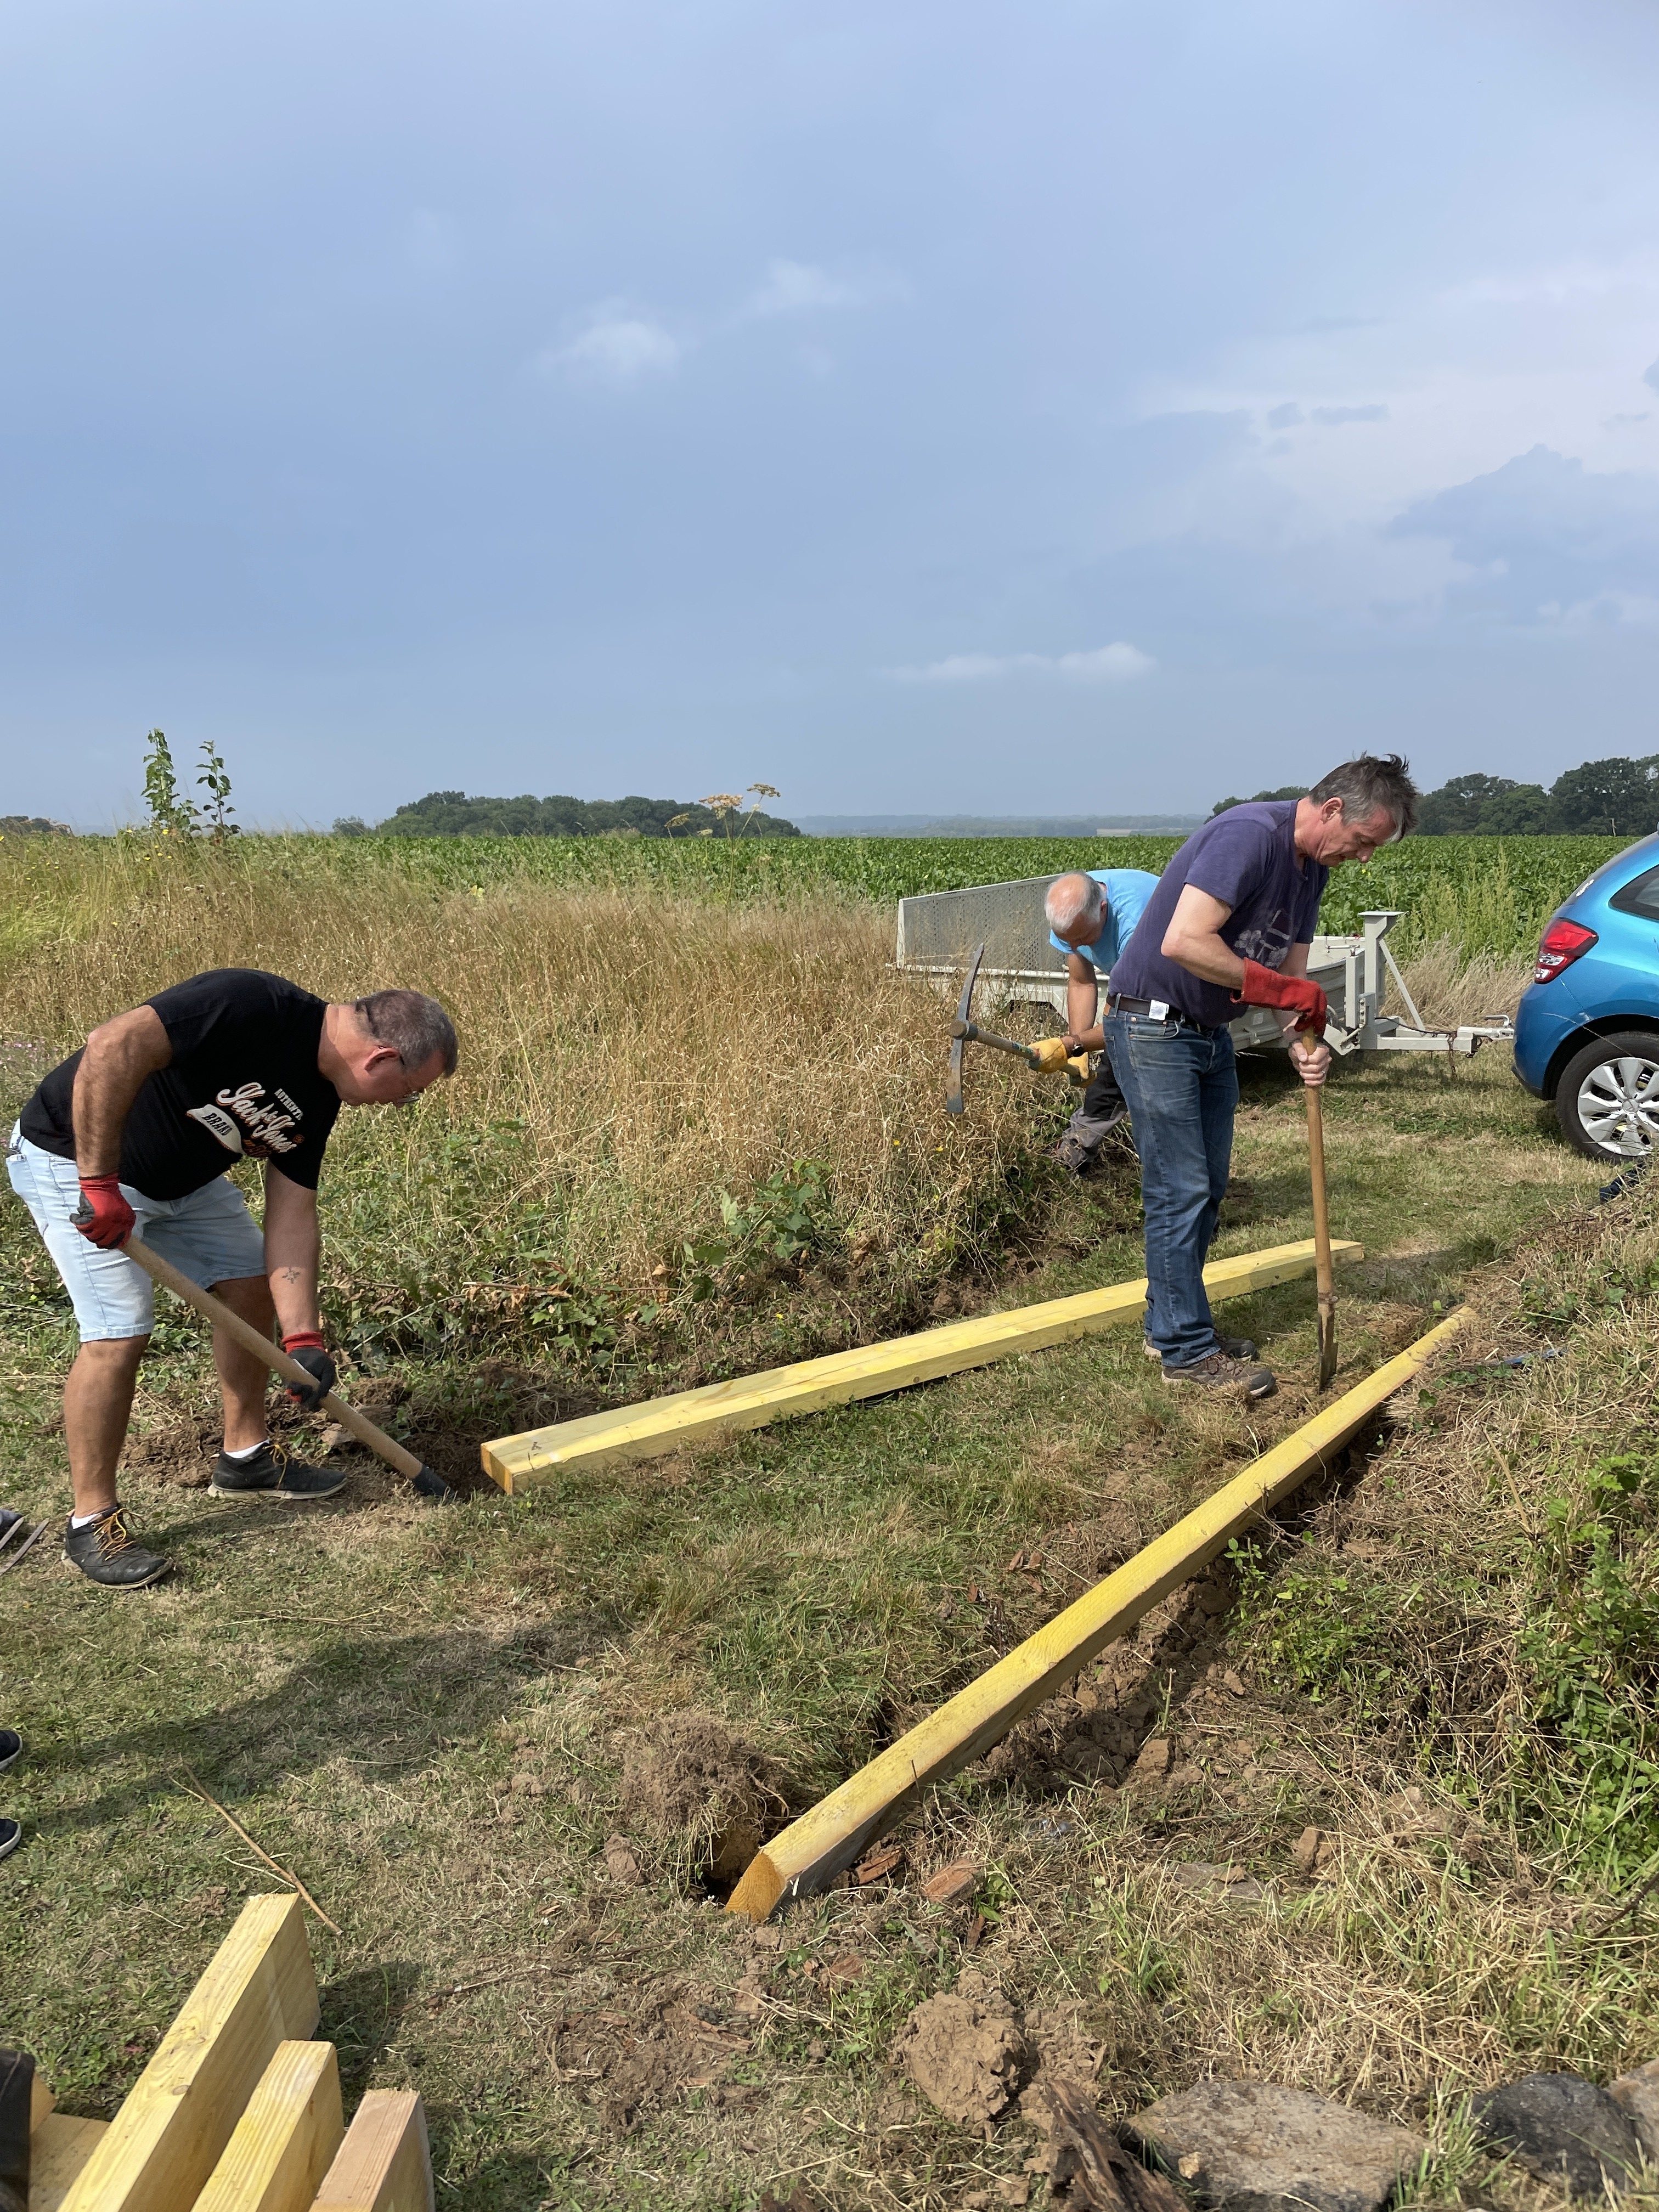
[603,1835,641,1886]
[620,1711,783,1882]
[892,1990,1028,2129]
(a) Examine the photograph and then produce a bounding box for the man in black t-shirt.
[6,970,458,1587]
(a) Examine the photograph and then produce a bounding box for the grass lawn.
[13,1000,1659,2209]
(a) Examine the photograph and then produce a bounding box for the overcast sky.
[5,0,1659,827]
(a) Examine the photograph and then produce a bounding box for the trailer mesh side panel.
[896,876,1066,977]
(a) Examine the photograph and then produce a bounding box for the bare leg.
[64,1336,150,1518]
[208,1275,279,1452]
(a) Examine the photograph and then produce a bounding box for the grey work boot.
[1146,1331,1257,1362]
[208,1441,348,1502]
[1161,1350,1277,1400]
[63,1508,171,1589]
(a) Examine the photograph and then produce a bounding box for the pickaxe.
[946,944,1088,1116]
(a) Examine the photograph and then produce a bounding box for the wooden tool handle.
[124,1234,426,1483]
[1304,1085,1334,1296]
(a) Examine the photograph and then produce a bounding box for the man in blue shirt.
[1043,868,1159,1173]
[1105,755,1419,1398]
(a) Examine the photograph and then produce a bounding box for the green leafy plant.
[141,728,199,840]
[195,738,239,842]
[679,1159,834,1301]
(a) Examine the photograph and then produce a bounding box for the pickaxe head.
[946,943,984,1116]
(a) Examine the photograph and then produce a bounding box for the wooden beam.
[59,1895,320,2212]
[191,2043,343,2212]
[29,2116,110,2212]
[309,2092,432,2212]
[481,1237,1364,1491]
[727,1306,1471,1921]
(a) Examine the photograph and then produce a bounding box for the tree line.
[1211,754,1659,837]
[332,789,800,839]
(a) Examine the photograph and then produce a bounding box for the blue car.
[1514,830,1659,1160]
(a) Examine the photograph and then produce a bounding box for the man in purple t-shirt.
[1104,755,1420,1396]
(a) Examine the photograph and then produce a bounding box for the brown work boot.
[1161,1350,1277,1400]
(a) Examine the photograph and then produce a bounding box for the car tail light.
[1533,917,1598,984]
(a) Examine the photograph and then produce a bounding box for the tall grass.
[0,838,1043,1383]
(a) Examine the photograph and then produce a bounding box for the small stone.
[602,1834,641,1887]
[1222,1670,1246,1696]
[1472,2072,1643,2196]
[1609,2056,1659,2160]
[1293,1825,1325,1875]
[1127,2080,1426,2212]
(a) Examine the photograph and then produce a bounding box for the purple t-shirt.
[1108,801,1327,1028]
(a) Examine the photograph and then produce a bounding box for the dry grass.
[1395,939,1533,1031]
[0,839,1041,1358]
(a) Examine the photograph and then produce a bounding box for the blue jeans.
[1102,1011,1238,1367]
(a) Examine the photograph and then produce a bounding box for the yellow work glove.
[1030,1036,1073,1073]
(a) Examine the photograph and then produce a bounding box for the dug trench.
[9,1030,1659,2207]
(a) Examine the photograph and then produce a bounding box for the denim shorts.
[5,1126,267,1342]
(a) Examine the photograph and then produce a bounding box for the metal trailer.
[896,874,1514,1059]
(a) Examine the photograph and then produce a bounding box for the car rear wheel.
[1555,1030,1659,1161]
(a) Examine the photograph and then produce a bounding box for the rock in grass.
[1609,2057,1659,2160]
[891,1991,1028,2130]
[1471,2072,1643,2196]
[1124,2081,1425,2212]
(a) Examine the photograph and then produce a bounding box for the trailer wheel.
[1555,1030,1659,1161]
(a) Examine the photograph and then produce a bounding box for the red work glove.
[1233,958,1329,1035]
[281,1331,336,1410]
[73,1175,137,1249]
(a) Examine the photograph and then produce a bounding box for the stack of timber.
[24,1894,432,2212]
[482,1235,1363,1490]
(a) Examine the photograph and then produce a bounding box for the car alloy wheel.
[1575,1051,1659,1158]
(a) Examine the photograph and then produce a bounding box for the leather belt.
[1108,994,1217,1032]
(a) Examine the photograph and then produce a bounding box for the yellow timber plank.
[727,1306,1471,1921]
[481,1236,1364,1491]
[30,2074,55,2132]
[60,1895,320,2212]
[309,2092,433,2212]
[192,2042,343,2212]
[30,2116,109,2212]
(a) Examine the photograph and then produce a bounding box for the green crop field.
[6,827,1626,967]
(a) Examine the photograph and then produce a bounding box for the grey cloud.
[1266,402,1303,429]
[1388,444,1659,622]
[1311,403,1387,425]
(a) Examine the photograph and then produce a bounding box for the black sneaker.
[0,1731,19,1775]
[0,1819,19,1862]
[64,1508,171,1588]
[1162,1350,1277,1400]
[1146,1331,1257,1362]
[208,1441,348,1502]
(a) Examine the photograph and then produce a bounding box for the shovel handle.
[123,1234,437,1492]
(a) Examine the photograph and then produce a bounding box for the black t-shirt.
[20,969,342,1201]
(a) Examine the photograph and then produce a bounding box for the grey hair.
[353,989,459,1076]
[1045,872,1105,934]
[1307,754,1421,838]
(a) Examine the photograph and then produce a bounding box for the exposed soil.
[893,1988,1031,2129]
[620,1711,789,1886]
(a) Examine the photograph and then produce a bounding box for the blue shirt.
[1047,868,1160,980]
[1107,803,1327,1029]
